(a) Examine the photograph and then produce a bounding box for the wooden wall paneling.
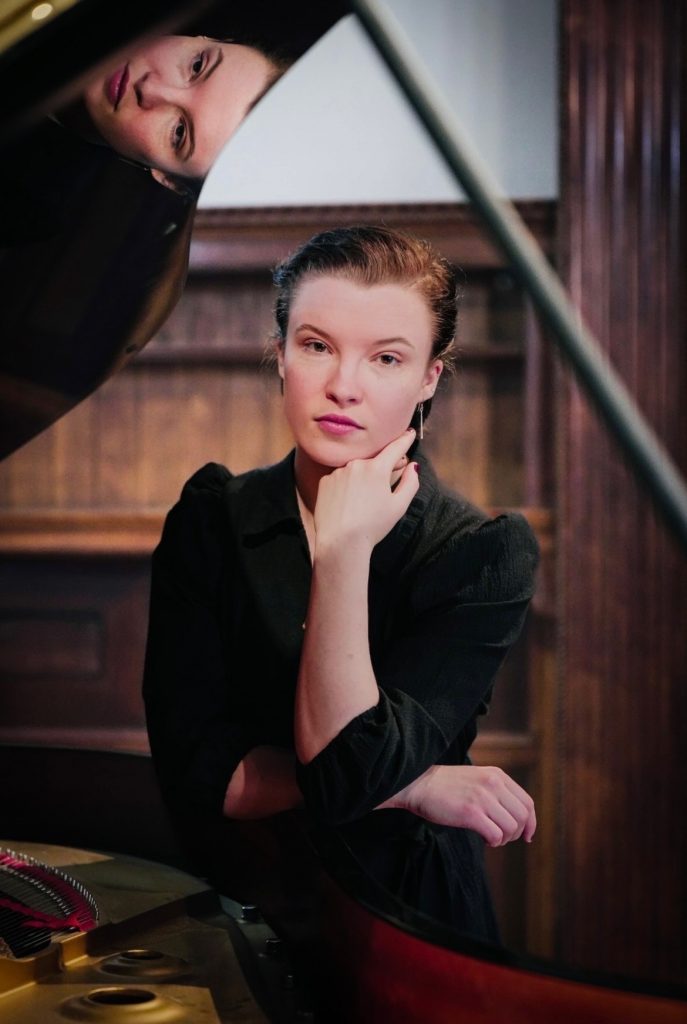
[189,203,556,274]
[97,372,141,507]
[425,370,493,507]
[52,390,99,507]
[485,365,525,508]
[559,0,686,982]
[0,557,150,752]
[0,424,58,509]
[523,300,557,511]
[423,362,524,510]
[520,292,559,959]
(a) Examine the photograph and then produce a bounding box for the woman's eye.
[377,353,400,366]
[172,119,187,151]
[304,340,328,354]
[190,52,206,78]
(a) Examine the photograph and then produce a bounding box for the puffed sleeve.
[296,512,539,825]
[143,463,263,817]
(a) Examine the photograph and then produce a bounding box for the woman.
[143,225,538,941]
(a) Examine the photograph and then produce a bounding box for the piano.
[0,2,685,1021]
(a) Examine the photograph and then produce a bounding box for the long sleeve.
[296,512,539,825]
[143,463,264,817]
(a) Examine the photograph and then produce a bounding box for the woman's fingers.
[314,429,419,550]
[497,770,537,842]
[523,802,537,843]
[377,428,416,471]
[477,767,536,844]
[391,458,420,511]
[468,811,505,848]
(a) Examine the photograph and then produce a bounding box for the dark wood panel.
[0,746,182,864]
[0,612,102,677]
[0,559,150,746]
[559,0,686,983]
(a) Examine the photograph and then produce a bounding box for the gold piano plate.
[0,842,268,1024]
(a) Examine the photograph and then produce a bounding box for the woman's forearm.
[223,745,303,819]
[294,540,379,764]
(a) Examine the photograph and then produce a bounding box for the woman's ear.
[149,168,188,195]
[276,339,285,380]
[420,359,443,401]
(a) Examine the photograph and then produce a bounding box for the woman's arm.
[296,487,539,826]
[293,431,536,844]
[295,430,419,763]
[223,746,303,819]
[223,746,535,846]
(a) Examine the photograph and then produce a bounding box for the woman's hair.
[272,225,458,427]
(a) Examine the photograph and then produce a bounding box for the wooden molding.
[472,730,537,768]
[0,727,150,755]
[0,507,552,558]
[0,511,165,556]
[189,201,556,273]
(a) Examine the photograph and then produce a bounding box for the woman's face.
[278,275,443,470]
[82,35,278,183]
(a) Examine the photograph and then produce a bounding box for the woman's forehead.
[288,275,434,344]
[290,273,428,312]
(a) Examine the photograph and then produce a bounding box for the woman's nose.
[134,73,177,110]
[325,363,362,404]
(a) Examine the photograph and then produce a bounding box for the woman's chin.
[303,440,393,471]
[299,436,376,470]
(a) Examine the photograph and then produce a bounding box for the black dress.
[143,446,539,941]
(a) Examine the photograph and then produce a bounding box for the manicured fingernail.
[414,463,420,474]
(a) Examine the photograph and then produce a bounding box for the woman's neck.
[294,447,335,562]
[293,446,335,514]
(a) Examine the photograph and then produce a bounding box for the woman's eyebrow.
[180,117,195,162]
[204,48,224,81]
[373,336,414,349]
[294,323,414,348]
[295,323,334,340]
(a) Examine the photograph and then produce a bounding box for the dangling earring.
[417,402,424,441]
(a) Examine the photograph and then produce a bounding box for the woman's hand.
[382,764,537,847]
[313,428,419,557]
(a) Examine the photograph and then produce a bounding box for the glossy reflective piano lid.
[0,0,350,458]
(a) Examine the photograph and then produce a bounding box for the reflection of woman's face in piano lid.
[82,35,281,190]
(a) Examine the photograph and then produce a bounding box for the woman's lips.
[106,64,129,110]
[315,415,363,436]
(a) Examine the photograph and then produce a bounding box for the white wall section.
[199,0,557,207]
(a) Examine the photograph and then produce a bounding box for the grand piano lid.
[0,0,350,459]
